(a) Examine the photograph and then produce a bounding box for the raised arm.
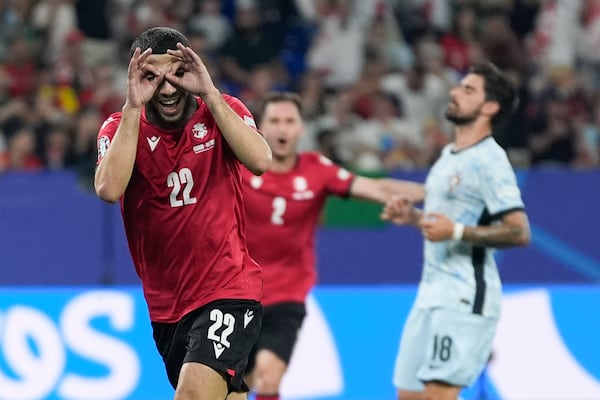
[349,176,425,204]
[95,48,162,203]
[166,43,271,175]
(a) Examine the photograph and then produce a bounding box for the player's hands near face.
[126,48,163,109]
[381,195,418,226]
[166,43,218,98]
[419,212,454,241]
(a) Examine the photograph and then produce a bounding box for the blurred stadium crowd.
[1,0,600,188]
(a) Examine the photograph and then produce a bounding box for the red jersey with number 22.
[97,95,262,323]
[242,152,354,306]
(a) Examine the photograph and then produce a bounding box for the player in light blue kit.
[382,62,531,400]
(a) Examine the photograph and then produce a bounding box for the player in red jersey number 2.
[94,27,272,400]
[241,92,424,400]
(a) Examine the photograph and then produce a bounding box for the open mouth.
[158,97,181,115]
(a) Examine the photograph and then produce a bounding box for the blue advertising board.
[1,170,599,286]
[2,285,600,400]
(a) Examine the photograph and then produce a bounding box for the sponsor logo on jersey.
[147,136,161,152]
[98,136,110,159]
[192,123,208,139]
[292,176,314,200]
[193,138,215,154]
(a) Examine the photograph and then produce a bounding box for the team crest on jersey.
[98,136,110,159]
[292,176,314,200]
[448,172,461,193]
[244,115,257,129]
[250,176,263,189]
[192,123,208,139]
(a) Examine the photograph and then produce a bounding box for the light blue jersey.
[393,136,525,390]
[414,136,525,317]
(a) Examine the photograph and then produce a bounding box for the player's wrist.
[452,222,465,240]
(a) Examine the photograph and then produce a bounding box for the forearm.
[379,178,425,203]
[202,91,271,175]
[462,224,528,248]
[94,106,141,203]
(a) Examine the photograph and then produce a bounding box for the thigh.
[247,302,306,372]
[417,308,498,387]
[393,307,430,392]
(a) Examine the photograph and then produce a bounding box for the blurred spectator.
[526,64,591,167]
[354,91,422,171]
[75,0,118,66]
[0,0,598,178]
[47,29,96,115]
[0,0,25,61]
[479,11,529,75]
[295,70,327,151]
[380,62,450,138]
[30,0,77,64]
[187,0,232,52]
[364,15,415,73]
[239,64,283,115]
[0,126,42,172]
[526,0,580,69]
[42,122,72,170]
[68,106,102,187]
[439,5,478,76]
[0,35,38,98]
[219,0,286,91]
[306,0,366,91]
[315,88,363,167]
[125,0,183,39]
[576,0,600,87]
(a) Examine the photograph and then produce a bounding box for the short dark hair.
[470,62,519,127]
[129,27,190,59]
[258,92,304,122]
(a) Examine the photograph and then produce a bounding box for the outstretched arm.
[166,43,271,175]
[380,195,423,227]
[349,176,425,204]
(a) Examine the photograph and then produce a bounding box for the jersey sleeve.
[477,150,525,218]
[222,94,259,133]
[96,113,122,165]
[313,153,355,197]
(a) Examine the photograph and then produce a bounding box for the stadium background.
[2,0,600,399]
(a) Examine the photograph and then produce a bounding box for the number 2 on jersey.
[167,167,197,207]
[271,196,286,225]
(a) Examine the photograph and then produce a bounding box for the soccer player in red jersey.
[241,92,424,400]
[94,27,272,400]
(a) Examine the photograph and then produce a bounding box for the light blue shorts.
[392,306,498,391]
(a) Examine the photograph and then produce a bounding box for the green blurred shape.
[322,170,387,228]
